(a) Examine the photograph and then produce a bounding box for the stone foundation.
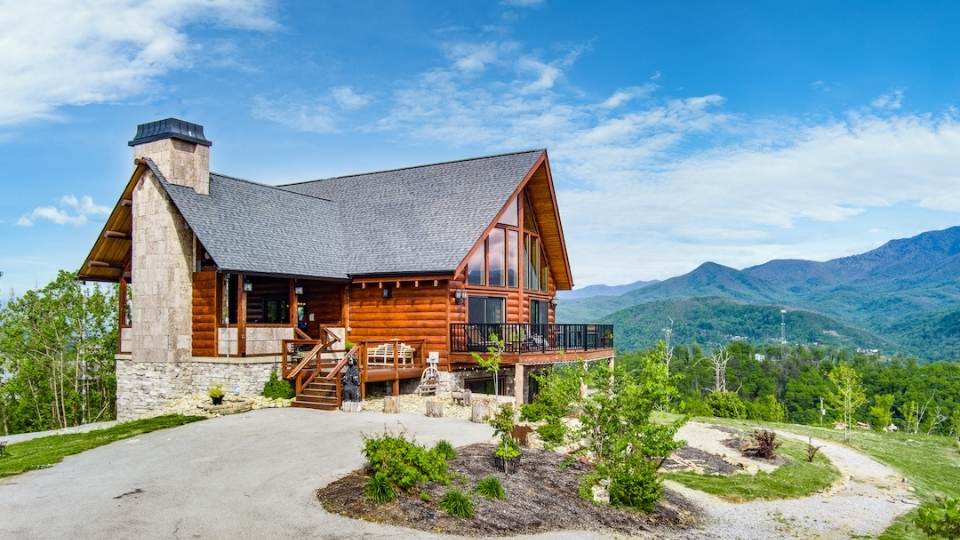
[116,357,278,420]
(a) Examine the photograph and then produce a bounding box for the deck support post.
[237,272,247,357]
[514,364,525,405]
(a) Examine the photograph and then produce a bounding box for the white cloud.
[367,39,960,284]
[871,89,904,110]
[17,194,109,227]
[0,0,275,126]
[330,86,371,110]
[252,95,337,134]
[445,42,505,72]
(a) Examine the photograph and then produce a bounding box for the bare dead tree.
[710,346,731,393]
[662,317,675,373]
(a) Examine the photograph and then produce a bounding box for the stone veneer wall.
[130,170,195,363]
[116,358,278,419]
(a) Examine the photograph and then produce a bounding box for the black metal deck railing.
[450,323,614,354]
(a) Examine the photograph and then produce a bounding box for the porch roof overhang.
[77,162,146,282]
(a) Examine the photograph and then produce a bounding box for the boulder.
[425,399,444,418]
[471,399,495,423]
[341,401,363,413]
[383,396,400,414]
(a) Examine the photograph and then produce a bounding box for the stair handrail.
[294,327,312,340]
[324,343,360,380]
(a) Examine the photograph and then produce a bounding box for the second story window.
[488,228,505,286]
[467,245,485,286]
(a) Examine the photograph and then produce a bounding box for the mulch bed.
[317,443,699,537]
[663,446,742,474]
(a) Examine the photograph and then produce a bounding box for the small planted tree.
[827,362,866,441]
[576,352,685,512]
[520,363,584,449]
[490,403,521,473]
[470,334,505,396]
[869,393,895,431]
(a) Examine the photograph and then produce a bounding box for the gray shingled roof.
[146,150,543,280]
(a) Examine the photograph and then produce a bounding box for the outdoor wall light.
[550,299,558,309]
[382,286,392,299]
[454,289,465,305]
[243,280,253,292]
[294,286,304,295]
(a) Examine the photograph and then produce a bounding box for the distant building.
[754,353,766,361]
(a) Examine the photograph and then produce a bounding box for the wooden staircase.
[293,378,340,410]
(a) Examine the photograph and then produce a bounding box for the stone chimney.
[129,118,212,194]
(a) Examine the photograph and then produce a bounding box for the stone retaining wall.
[116,358,278,420]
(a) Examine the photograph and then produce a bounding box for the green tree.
[470,334,504,396]
[0,271,117,434]
[868,393,895,431]
[577,348,685,511]
[827,362,867,440]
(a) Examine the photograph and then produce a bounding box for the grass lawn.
[691,415,960,540]
[0,415,204,478]
[666,436,840,502]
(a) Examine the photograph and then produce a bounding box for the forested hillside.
[603,297,889,352]
[560,226,960,360]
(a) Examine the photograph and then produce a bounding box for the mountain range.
[558,226,960,360]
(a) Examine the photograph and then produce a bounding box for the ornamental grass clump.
[439,488,475,518]
[364,471,395,503]
[433,440,457,461]
[474,475,506,500]
[743,429,781,459]
[362,433,450,503]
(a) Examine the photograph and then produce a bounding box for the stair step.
[292,401,337,411]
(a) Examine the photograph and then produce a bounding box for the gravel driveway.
[661,424,919,540]
[0,408,606,540]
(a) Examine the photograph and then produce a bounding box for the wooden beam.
[120,199,132,207]
[103,231,131,240]
[237,272,247,357]
[88,260,122,268]
[288,278,298,331]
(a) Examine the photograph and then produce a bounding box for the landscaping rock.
[383,396,400,414]
[425,399,443,417]
[471,399,495,423]
[340,401,363,413]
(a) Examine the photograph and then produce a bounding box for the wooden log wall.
[192,269,218,356]
[347,281,451,369]
[299,281,343,336]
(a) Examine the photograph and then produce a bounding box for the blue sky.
[2,0,960,295]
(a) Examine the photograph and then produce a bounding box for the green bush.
[678,396,712,417]
[364,471,396,503]
[363,433,449,494]
[520,365,582,422]
[704,391,747,419]
[607,457,663,512]
[915,497,960,539]
[474,475,506,500]
[747,394,786,422]
[262,369,294,399]
[439,489,475,518]
[208,384,224,400]
[432,440,457,461]
[535,417,566,449]
[419,491,432,502]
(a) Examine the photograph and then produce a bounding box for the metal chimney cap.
[128,118,212,147]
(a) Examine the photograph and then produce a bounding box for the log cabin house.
[78,118,614,418]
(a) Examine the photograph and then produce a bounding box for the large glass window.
[530,299,548,324]
[498,197,518,226]
[540,263,551,291]
[468,296,505,324]
[507,230,518,287]
[467,246,485,286]
[525,234,540,290]
[488,228,505,287]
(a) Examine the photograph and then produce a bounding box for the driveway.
[1,408,543,539]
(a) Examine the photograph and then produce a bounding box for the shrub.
[536,417,566,449]
[432,440,457,461]
[520,364,582,422]
[742,429,781,459]
[678,396,712,417]
[208,384,225,400]
[474,475,506,500]
[439,489,475,518]
[364,471,395,503]
[363,433,449,494]
[419,491,432,502]
[915,497,960,539]
[704,391,746,419]
[262,369,294,399]
[747,395,786,422]
[607,457,663,512]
